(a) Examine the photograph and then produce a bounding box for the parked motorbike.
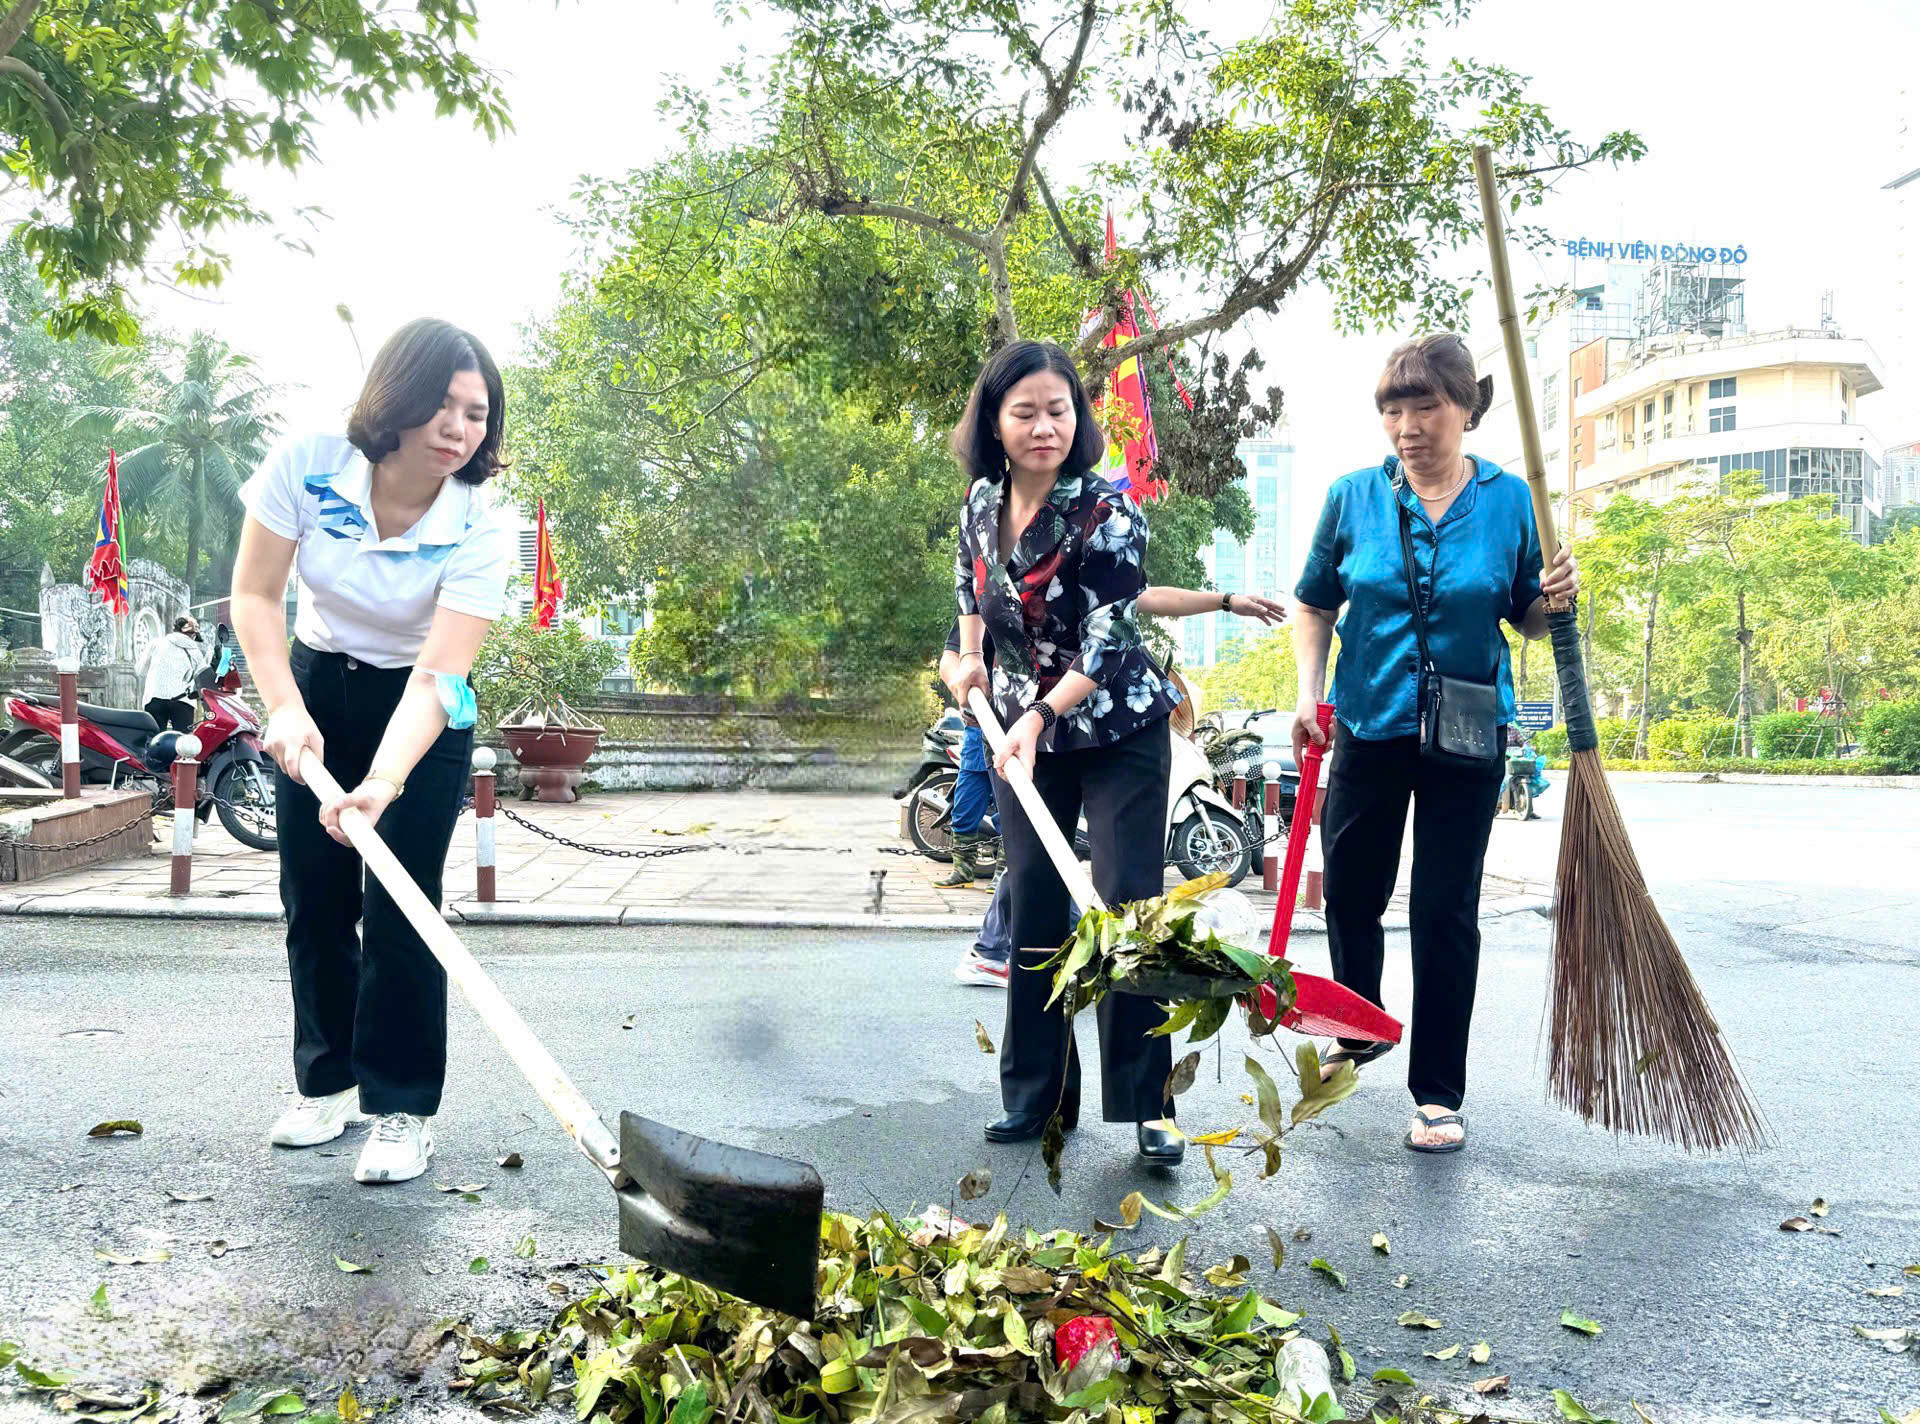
[1193,710,1299,879]
[893,708,966,803]
[0,627,278,850]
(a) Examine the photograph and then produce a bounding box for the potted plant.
[471,617,620,802]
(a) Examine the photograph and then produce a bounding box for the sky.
[118,0,1920,576]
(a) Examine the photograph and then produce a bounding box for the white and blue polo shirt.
[240,433,515,669]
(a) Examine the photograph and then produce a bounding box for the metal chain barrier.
[493,804,723,862]
[9,784,170,856]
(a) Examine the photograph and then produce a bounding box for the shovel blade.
[617,1111,823,1320]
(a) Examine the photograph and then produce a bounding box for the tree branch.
[995,0,1095,235]
[814,194,990,253]
[0,0,39,58]
[1033,166,1096,276]
[0,55,71,139]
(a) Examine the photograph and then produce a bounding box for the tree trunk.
[1735,588,1754,758]
[983,241,1018,351]
[1633,584,1660,760]
[183,448,204,599]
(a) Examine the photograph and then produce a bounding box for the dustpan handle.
[966,689,1105,914]
[298,748,625,1185]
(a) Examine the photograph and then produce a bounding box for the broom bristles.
[1547,750,1770,1152]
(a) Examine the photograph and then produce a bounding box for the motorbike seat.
[13,691,162,735]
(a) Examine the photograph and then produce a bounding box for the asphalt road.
[1,779,1917,1423]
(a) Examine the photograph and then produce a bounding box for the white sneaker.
[268,1087,371,1148]
[953,948,1011,987]
[353,1113,434,1184]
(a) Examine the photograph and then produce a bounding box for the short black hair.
[1375,333,1495,431]
[347,318,507,485]
[172,615,194,633]
[949,340,1106,484]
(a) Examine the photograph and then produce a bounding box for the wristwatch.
[1220,591,1233,611]
[1024,701,1057,733]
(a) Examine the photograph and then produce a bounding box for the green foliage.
[1591,716,1638,759]
[1859,700,1920,773]
[1532,724,1569,761]
[1752,711,1837,760]
[1646,712,1740,762]
[1543,756,1897,777]
[471,617,620,726]
[2,0,510,341]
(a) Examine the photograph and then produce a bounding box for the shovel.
[298,749,824,1319]
[966,692,1396,1041]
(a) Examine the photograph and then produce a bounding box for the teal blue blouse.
[1295,456,1544,742]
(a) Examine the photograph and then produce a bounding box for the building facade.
[1178,437,1293,669]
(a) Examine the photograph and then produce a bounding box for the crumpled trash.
[1183,886,1259,954]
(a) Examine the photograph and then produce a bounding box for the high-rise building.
[1179,437,1293,668]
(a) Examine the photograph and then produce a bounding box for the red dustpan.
[1258,703,1401,1046]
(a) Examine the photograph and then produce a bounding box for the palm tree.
[76,332,280,598]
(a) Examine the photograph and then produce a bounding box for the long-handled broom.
[1472,145,1767,1152]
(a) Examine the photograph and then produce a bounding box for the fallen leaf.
[1397,1311,1443,1329]
[94,1247,171,1265]
[1553,1389,1618,1422]
[164,1189,212,1203]
[1470,1340,1491,1364]
[1424,1343,1460,1360]
[620,1014,636,1030]
[974,1020,995,1055]
[469,1257,489,1274]
[1239,1092,1254,1105]
[1781,1216,1814,1232]
[1188,1127,1240,1146]
[1372,1368,1415,1386]
[1326,1323,1355,1383]
[86,1284,110,1319]
[1906,1265,1920,1277]
[1264,1226,1286,1269]
[1866,1285,1905,1298]
[496,1153,522,1169]
[957,1166,992,1202]
[1854,1324,1917,1351]
[1041,1113,1066,1197]
[1309,1258,1346,1290]
[333,1256,374,1275]
[1293,1227,1312,1242]
[1393,1273,1412,1289]
[55,1183,85,1193]
[514,1236,536,1259]
[1372,1232,1391,1255]
[423,1264,442,1276]
[86,1121,142,1138]
[1203,1255,1250,1288]
[1472,1375,1511,1396]
[1810,1197,1830,1217]
[1164,1050,1201,1100]
[1559,1308,1605,1336]
[337,1384,365,1423]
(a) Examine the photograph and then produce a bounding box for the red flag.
[85,450,130,616]
[532,498,564,629]
[1080,206,1185,501]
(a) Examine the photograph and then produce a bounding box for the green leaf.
[1560,1308,1605,1336]
[468,1257,489,1274]
[86,1121,143,1138]
[905,1297,949,1337]
[1553,1388,1621,1423]
[1187,995,1233,1045]
[1371,1368,1415,1385]
[974,1020,995,1054]
[1326,1323,1355,1383]
[1291,1042,1358,1126]
[1308,1258,1346,1290]
[514,1235,536,1259]
[86,1283,110,1319]
[262,1395,305,1417]
[1151,1000,1202,1038]
[1159,1236,1187,1286]
[1218,1291,1259,1336]
[667,1381,712,1424]
[15,1359,75,1390]
[1396,1311,1443,1329]
[1058,1377,1124,1410]
[0,1343,18,1369]
[333,1256,373,1274]
[1244,1055,1285,1138]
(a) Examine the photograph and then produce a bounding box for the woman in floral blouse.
[944,339,1187,1165]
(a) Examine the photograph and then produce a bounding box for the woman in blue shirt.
[1291,333,1577,1153]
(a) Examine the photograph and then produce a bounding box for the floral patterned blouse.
[954,470,1182,753]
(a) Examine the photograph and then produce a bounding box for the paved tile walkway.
[0,787,1544,926]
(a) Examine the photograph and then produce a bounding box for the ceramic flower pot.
[499,720,603,803]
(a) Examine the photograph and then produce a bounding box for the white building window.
[1709,376,1737,400]
[1709,406,1737,434]
[1541,372,1560,429]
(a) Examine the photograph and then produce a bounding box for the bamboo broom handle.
[1471,145,1566,603]
[966,688,1105,914]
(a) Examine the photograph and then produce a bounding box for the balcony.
[1574,419,1882,497]
[1573,330,1885,420]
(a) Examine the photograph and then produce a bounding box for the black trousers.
[992,719,1172,1122]
[276,641,472,1116]
[1320,729,1504,1112]
[145,697,193,732]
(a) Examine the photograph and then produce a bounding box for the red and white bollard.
[1261,759,1281,893]
[170,733,202,896]
[1303,754,1328,911]
[472,747,497,904]
[56,657,81,799]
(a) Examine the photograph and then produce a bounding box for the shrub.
[1646,719,1693,761]
[1593,716,1638,759]
[472,616,621,726]
[1532,724,1569,761]
[1754,710,1836,759]
[1860,699,1920,773]
[1683,717,1741,759]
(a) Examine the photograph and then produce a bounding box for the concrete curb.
[1566,769,1920,790]
[0,890,1552,931]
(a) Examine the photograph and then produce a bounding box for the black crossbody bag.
[1396,493,1501,768]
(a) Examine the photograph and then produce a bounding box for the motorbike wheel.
[907,775,956,862]
[213,759,278,852]
[2,733,61,786]
[1172,811,1252,887]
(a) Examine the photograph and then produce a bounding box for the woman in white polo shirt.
[231,318,514,1185]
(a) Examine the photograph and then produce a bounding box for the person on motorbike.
[230,319,514,1186]
[136,615,210,732]
[941,586,1285,988]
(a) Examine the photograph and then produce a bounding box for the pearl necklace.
[1409,455,1472,506]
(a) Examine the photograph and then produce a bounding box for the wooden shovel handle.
[966,689,1105,914]
[298,749,625,1184]
[1471,145,1565,598]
